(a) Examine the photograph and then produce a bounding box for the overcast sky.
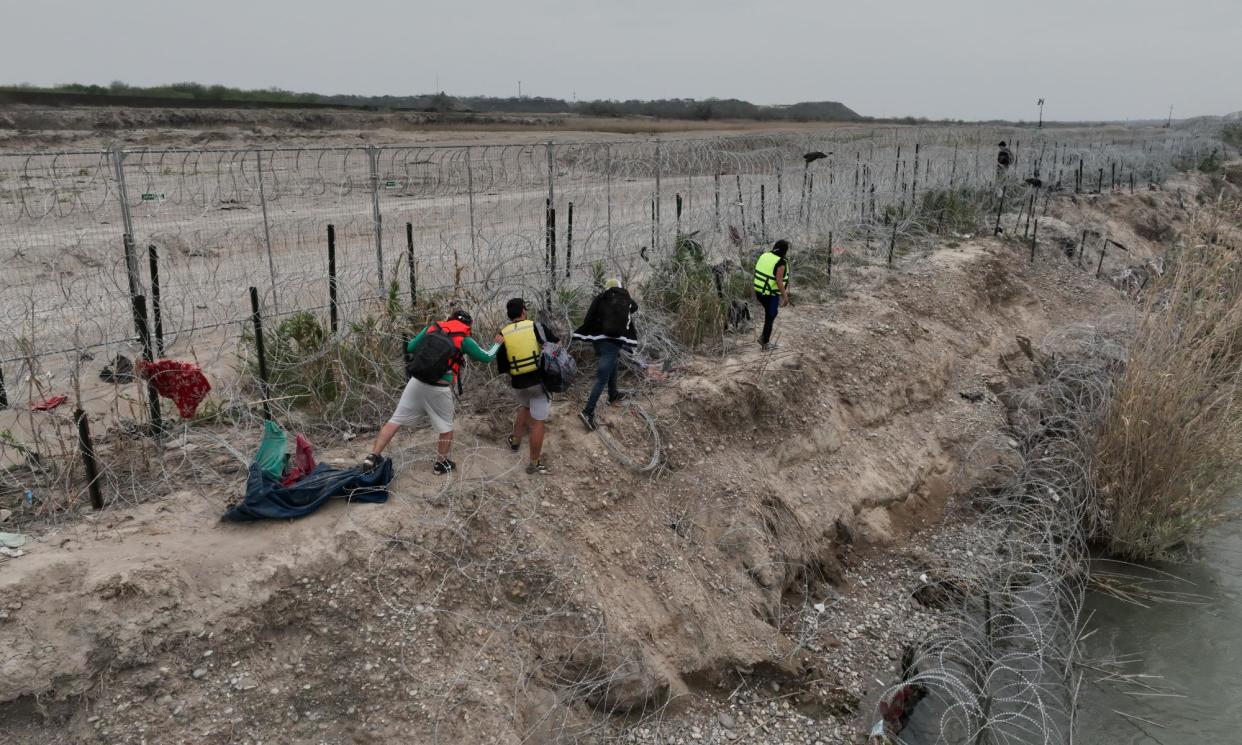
[2,0,1237,121]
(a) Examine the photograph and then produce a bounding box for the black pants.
[756,292,780,344]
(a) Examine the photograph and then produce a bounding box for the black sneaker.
[506,434,520,452]
[608,390,630,406]
[526,460,548,475]
[361,453,383,472]
[760,342,780,351]
[579,411,597,432]
[433,458,456,475]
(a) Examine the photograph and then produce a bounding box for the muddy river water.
[1077,515,1242,744]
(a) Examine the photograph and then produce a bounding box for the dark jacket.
[573,287,638,349]
[496,322,559,389]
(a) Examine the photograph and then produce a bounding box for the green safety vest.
[753,251,783,296]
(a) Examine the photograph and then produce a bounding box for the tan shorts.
[389,378,454,433]
[513,384,550,421]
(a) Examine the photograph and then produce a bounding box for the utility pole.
[1037,98,1045,128]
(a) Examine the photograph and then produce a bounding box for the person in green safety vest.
[753,239,790,350]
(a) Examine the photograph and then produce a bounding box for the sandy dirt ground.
[1,110,1228,743]
[2,168,1215,743]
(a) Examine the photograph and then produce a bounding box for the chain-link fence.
[0,126,1211,515]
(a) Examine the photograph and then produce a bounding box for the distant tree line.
[3,82,869,122]
[7,81,321,105]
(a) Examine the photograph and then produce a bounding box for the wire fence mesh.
[0,125,1213,521]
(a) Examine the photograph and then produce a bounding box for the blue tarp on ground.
[222,459,394,522]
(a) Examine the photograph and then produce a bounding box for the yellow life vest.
[753,251,783,296]
[500,320,540,376]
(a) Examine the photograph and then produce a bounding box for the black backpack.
[598,290,631,337]
[538,341,578,393]
[405,325,464,384]
[998,149,1012,167]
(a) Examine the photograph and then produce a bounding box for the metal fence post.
[255,149,280,311]
[132,295,163,433]
[406,222,416,310]
[368,145,385,296]
[545,142,556,215]
[714,171,721,232]
[605,144,613,254]
[0,366,7,409]
[74,408,104,510]
[327,224,339,334]
[805,173,814,239]
[826,230,834,286]
[888,217,899,265]
[147,244,165,357]
[111,146,147,343]
[759,184,766,241]
[249,287,273,422]
[565,201,574,279]
[465,147,478,260]
[654,140,662,252]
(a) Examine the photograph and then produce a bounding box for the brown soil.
[0,105,864,151]
[0,175,1219,744]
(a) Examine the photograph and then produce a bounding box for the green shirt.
[406,326,497,384]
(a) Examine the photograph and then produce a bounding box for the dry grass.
[1092,195,1242,560]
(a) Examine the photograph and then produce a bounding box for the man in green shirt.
[362,310,497,475]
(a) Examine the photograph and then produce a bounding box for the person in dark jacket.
[572,278,637,431]
[996,141,1014,180]
[494,298,559,474]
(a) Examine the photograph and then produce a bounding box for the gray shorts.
[513,384,550,421]
[389,378,455,433]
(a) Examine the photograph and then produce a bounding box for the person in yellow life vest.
[494,298,560,474]
[753,239,790,350]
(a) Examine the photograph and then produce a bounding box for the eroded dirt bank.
[0,178,1209,743]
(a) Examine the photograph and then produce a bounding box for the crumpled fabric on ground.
[31,395,67,411]
[253,420,289,481]
[222,459,393,522]
[280,433,317,487]
[137,360,211,418]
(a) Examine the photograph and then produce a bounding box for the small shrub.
[640,234,739,348]
[920,187,984,233]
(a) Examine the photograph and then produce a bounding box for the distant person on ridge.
[362,309,496,475]
[573,278,637,431]
[753,239,790,351]
[494,297,559,474]
[996,141,1014,180]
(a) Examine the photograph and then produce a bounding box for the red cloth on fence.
[281,433,317,487]
[31,395,68,411]
[137,360,212,418]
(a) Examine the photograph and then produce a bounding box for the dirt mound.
[1,189,1181,742]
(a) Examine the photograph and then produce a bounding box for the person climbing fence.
[573,279,637,431]
[495,298,560,474]
[362,309,496,475]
